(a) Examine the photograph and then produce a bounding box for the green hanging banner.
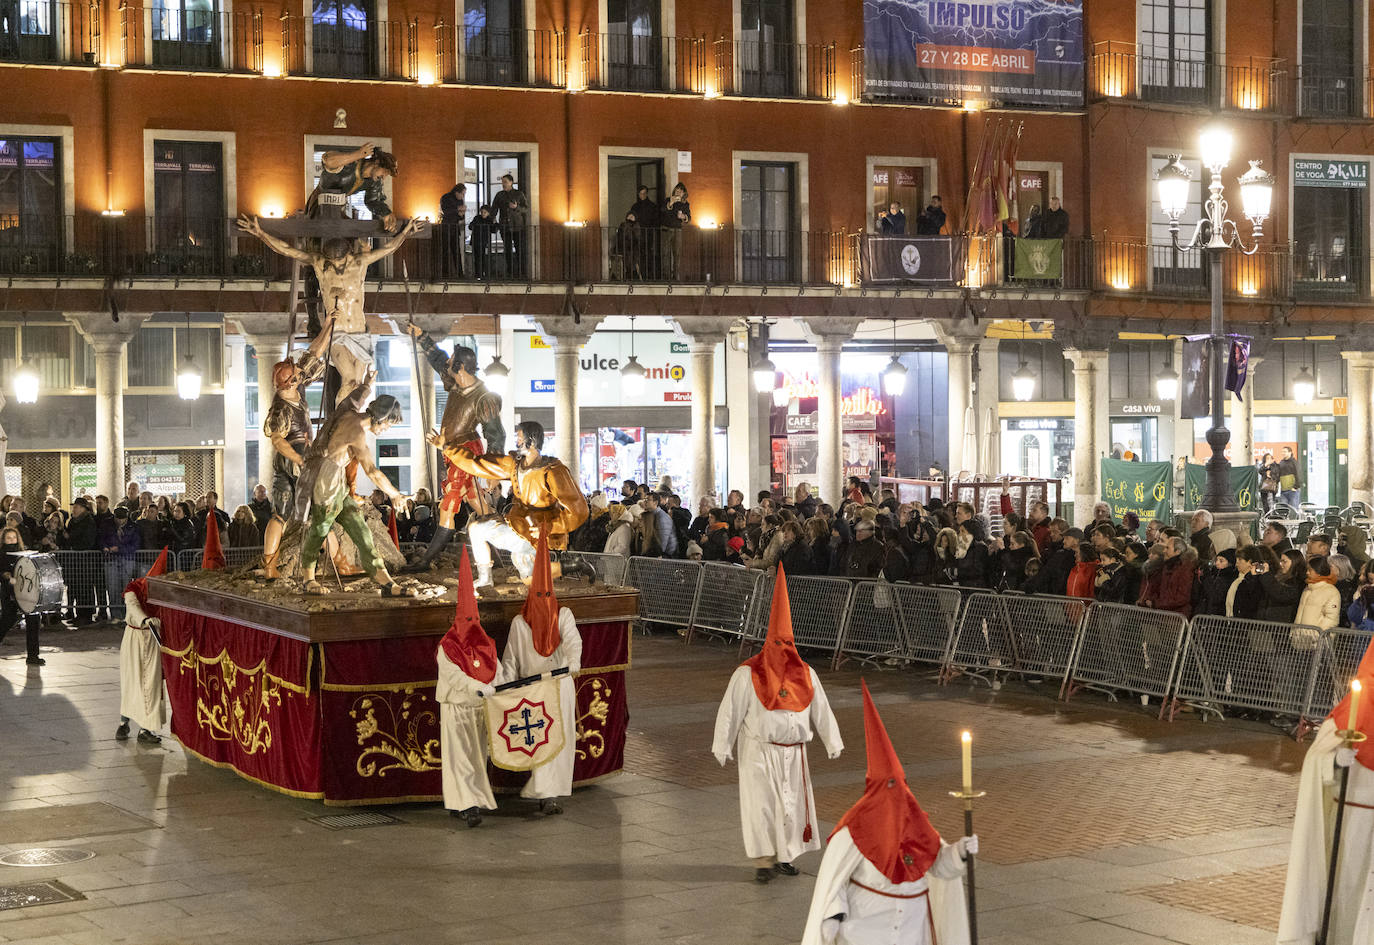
[1101,458,1172,536]
[1013,238,1063,280]
[1182,462,1257,512]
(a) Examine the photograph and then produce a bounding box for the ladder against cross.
[507,706,548,746]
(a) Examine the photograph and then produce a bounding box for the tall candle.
[961,731,973,794]
[1350,680,1363,735]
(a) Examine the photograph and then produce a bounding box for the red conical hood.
[522,532,561,657]
[831,681,944,884]
[1329,635,1374,771]
[440,548,498,684]
[125,546,170,606]
[202,515,225,570]
[741,563,814,711]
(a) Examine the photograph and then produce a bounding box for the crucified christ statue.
[237,213,417,404]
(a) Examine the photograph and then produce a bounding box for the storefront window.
[999,418,1073,483]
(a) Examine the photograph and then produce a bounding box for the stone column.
[931,320,986,476]
[532,315,606,488]
[668,316,736,504]
[1055,328,1115,525]
[797,317,865,506]
[1342,351,1374,510]
[222,335,248,504]
[1230,353,1262,475]
[227,314,293,489]
[976,337,1000,477]
[66,312,150,501]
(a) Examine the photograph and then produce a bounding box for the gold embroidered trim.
[351,689,442,776]
[160,640,312,695]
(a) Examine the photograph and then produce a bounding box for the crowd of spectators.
[566,478,1374,637]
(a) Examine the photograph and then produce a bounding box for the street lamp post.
[1154,129,1274,512]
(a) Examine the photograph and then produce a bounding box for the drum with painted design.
[13,553,64,614]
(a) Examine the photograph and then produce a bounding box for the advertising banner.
[1183,463,1257,513]
[860,235,954,283]
[1101,458,1171,534]
[863,0,1084,108]
[70,463,97,497]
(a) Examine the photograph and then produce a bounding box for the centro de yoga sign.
[1294,159,1368,189]
[863,0,1084,108]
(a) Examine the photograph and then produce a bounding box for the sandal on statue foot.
[379,582,414,598]
[304,580,330,596]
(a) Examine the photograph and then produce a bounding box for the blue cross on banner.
[508,706,547,746]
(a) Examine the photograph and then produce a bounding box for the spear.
[400,261,439,501]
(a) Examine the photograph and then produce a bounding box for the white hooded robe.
[119,590,168,732]
[436,644,507,812]
[1278,716,1374,945]
[801,827,971,945]
[499,607,582,799]
[712,664,843,862]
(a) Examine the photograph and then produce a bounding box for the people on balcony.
[439,182,468,278]
[877,201,906,235]
[1042,195,1069,239]
[662,182,691,279]
[915,195,945,235]
[492,173,529,277]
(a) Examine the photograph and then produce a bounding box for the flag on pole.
[485,676,566,771]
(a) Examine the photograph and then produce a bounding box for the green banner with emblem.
[1101,458,1171,536]
[1182,462,1257,512]
[1014,238,1063,280]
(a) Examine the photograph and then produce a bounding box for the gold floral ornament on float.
[167,639,295,756]
[351,689,442,776]
[576,678,612,760]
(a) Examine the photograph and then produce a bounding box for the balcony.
[0,0,99,66]
[711,38,834,99]
[1089,41,1288,114]
[434,25,563,87]
[279,13,414,80]
[577,31,705,94]
[1296,72,1370,118]
[120,4,262,71]
[5,215,1366,309]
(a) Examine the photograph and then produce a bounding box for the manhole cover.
[308,810,404,830]
[0,848,96,867]
[0,880,85,912]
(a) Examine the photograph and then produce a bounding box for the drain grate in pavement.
[308,810,405,830]
[0,880,85,912]
[0,848,96,867]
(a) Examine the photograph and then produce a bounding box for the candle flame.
[961,731,972,743]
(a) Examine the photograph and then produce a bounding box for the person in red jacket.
[1066,543,1099,599]
[1026,500,1052,553]
[1141,536,1194,617]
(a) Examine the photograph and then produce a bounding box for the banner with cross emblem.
[484,677,566,771]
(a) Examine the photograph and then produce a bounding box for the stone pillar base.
[1174,510,1259,546]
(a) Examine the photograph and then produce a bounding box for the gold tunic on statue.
[446,448,588,550]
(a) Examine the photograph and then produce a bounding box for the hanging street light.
[1010,359,1037,402]
[882,320,907,396]
[483,315,509,396]
[752,353,777,393]
[621,316,647,396]
[1292,365,1316,405]
[12,356,39,404]
[176,314,202,400]
[1155,361,1180,401]
[1153,127,1274,512]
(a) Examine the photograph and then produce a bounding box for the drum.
[12,553,64,614]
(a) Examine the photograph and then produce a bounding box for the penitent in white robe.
[119,590,168,732]
[499,607,582,800]
[436,645,508,812]
[801,827,971,945]
[712,665,843,863]
[1278,717,1374,945]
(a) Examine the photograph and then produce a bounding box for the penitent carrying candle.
[961,730,972,794]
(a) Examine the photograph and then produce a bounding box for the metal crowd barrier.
[626,557,702,630]
[1303,627,1374,725]
[945,592,1091,690]
[570,550,629,587]
[1063,602,1190,717]
[740,570,855,658]
[686,562,764,644]
[1169,615,1324,721]
[833,581,962,670]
